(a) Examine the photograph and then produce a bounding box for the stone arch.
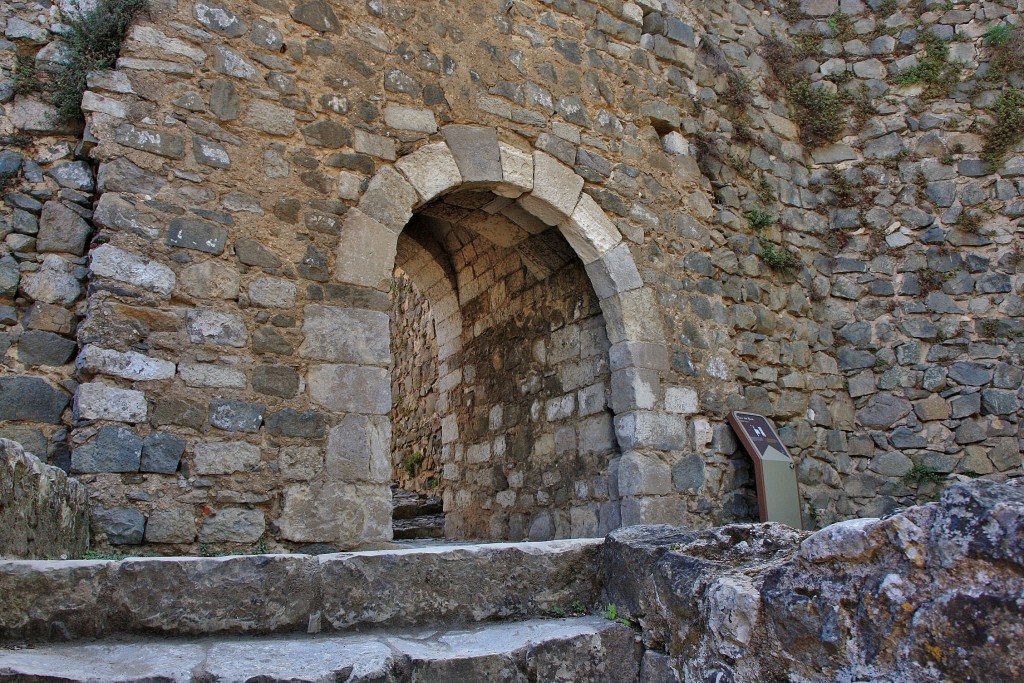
[327,125,673,538]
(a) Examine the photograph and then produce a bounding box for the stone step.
[0,539,603,643]
[393,513,445,539]
[0,616,641,682]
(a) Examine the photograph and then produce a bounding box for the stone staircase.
[0,538,644,682]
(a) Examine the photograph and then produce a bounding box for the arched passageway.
[325,125,672,542]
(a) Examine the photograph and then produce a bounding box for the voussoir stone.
[395,142,462,203]
[520,152,585,226]
[442,125,502,185]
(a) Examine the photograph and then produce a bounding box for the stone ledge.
[0,539,604,642]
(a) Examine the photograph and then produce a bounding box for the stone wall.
[0,0,1019,552]
[0,438,89,558]
[389,266,442,493]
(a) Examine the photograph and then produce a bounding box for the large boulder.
[604,478,1024,683]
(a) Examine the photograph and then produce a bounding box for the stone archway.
[311,125,673,542]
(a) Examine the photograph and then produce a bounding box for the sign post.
[726,411,803,530]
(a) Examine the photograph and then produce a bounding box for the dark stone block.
[209,399,265,433]
[266,409,326,438]
[17,330,77,366]
[141,432,187,474]
[0,376,70,423]
[72,426,143,473]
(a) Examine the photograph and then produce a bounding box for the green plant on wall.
[980,89,1024,167]
[893,32,961,100]
[761,36,848,146]
[985,23,1023,81]
[50,0,148,123]
[758,237,799,273]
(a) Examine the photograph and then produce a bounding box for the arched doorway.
[320,126,672,543]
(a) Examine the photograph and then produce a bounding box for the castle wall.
[0,0,1019,552]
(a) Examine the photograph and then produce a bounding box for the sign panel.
[726,411,803,530]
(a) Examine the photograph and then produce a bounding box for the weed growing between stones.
[902,463,944,486]
[893,32,961,100]
[873,0,899,18]
[745,209,775,232]
[725,73,754,108]
[13,51,39,95]
[826,12,855,42]
[979,319,1001,338]
[758,238,799,274]
[985,23,1023,81]
[762,36,847,146]
[980,89,1024,167]
[51,0,148,123]
[955,210,982,233]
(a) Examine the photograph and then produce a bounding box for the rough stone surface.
[604,479,1024,683]
[0,439,89,559]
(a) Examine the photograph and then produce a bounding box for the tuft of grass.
[745,209,775,231]
[874,0,899,18]
[986,24,1023,81]
[401,451,425,477]
[50,0,148,123]
[893,32,961,100]
[826,12,855,42]
[829,169,858,208]
[980,88,1024,167]
[985,23,1015,48]
[758,237,799,273]
[762,36,848,146]
[979,319,1001,338]
[756,173,776,204]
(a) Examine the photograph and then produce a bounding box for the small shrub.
[788,79,847,145]
[955,210,982,233]
[745,209,775,231]
[826,12,855,42]
[13,51,40,95]
[604,604,619,620]
[985,23,1015,48]
[758,237,799,273]
[50,0,148,123]
[980,88,1024,167]
[893,32,961,99]
[903,463,944,486]
[733,122,754,143]
[756,173,776,204]
[917,268,944,294]
[828,169,858,207]
[401,451,425,477]
[979,319,1001,338]
[725,72,754,108]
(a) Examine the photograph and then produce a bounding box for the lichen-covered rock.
[605,479,1024,683]
[0,439,89,559]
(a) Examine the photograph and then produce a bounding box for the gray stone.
[252,365,300,399]
[209,400,265,433]
[193,1,246,37]
[245,101,296,136]
[950,393,981,419]
[672,454,705,493]
[5,17,49,43]
[235,239,281,269]
[179,260,240,300]
[0,377,70,423]
[325,414,390,484]
[141,433,186,474]
[981,390,1018,416]
[193,137,231,168]
[298,306,390,366]
[144,508,196,544]
[442,125,502,185]
[77,345,176,381]
[46,161,94,192]
[36,201,91,255]
[210,80,240,121]
[265,409,325,438]
[74,382,147,423]
[192,441,261,475]
[18,330,77,366]
[114,124,185,158]
[94,507,145,544]
[870,450,914,477]
[167,218,228,254]
[856,393,911,428]
[0,439,89,559]
[211,45,261,81]
[302,120,352,148]
[890,427,927,449]
[198,508,265,543]
[21,255,82,306]
[0,257,19,298]
[863,133,905,160]
[291,0,341,31]
[186,310,247,348]
[248,277,296,308]
[72,426,142,473]
[307,364,390,414]
[948,362,993,387]
[90,245,176,296]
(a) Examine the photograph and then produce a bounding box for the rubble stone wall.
[0,0,1019,552]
